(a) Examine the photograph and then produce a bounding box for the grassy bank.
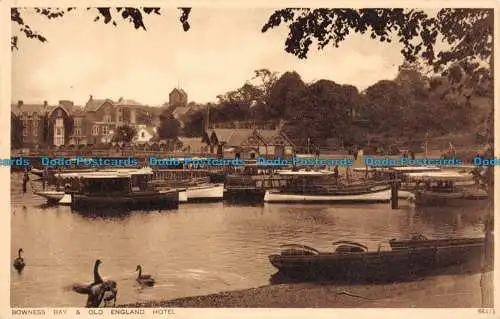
[119,272,491,308]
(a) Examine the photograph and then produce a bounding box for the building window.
[74,118,82,126]
[118,116,123,122]
[33,128,38,136]
[75,128,82,136]
[92,126,99,136]
[22,128,28,137]
[56,128,62,136]
[104,115,112,123]
[102,126,109,135]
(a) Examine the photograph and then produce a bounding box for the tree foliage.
[112,125,137,143]
[157,110,180,140]
[11,7,191,50]
[182,108,206,137]
[11,114,23,149]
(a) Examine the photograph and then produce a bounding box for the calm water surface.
[11,173,487,307]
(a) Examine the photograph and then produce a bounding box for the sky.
[12,7,414,106]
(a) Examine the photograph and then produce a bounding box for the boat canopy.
[391,166,441,172]
[276,170,334,176]
[80,175,132,180]
[332,240,368,250]
[352,167,390,172]
[56,168,153,178]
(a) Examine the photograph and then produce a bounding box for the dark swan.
[13,248,25,272]
[136,265,155,286]
[72,259,118,307]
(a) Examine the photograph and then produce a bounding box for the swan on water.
[13,248,25,272]
[136,265,155,286]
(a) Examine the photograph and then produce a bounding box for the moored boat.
[224,164,285,202]
[389,236,485,250]
[33,190,65,204]
[263,170,412,203]
[407,171,489,207]
[264,188,396,203]
[178,190,188,203]
[269,237,485,281]
[186,183,224,202]
[70,170,180,210]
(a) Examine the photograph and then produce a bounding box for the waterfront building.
[11,94,168,148]
[207,128,295,159]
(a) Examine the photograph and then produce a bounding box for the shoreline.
[118,271,492,308]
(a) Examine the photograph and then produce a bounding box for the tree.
[157,110,180,140]
[262,8,493,306]
[63,116,74,145]
[11,7,191,50]
[284,80,361,147]
[112,125,137,143]
[265,71,307,120]
[211,83,262,123]
[182,108,206,137]
[41,113,52,147]
[11,114,23,149]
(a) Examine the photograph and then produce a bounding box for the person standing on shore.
[22,167,29,194]
[42,166,48,190]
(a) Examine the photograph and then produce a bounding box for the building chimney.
[89,95,93,101]
[118,97,123,103]
[17,100,23,107]
[43,100,48,107]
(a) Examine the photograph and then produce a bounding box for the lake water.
[10,173,488,307]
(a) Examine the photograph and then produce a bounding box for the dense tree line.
[181,63,490,150]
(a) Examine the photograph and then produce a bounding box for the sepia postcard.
[1,0,498,318]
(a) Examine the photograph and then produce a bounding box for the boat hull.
[178,190,188,203]
[414,190,489,207]
[390,237,485,250]
[186,184,224,202]
[71,190,179,210]
[264,189,413,204]
[269,243,484,281]
[224,188,266,202]
[34,190,64,203]
[58,193,72,205]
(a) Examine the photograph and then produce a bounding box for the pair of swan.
[73,260,155,307]
[72,259,118,307]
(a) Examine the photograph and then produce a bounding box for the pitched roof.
[256,129,294,146]
[256,129,278,143]
[85,98,114,112]
[11,102,49,116]
[211,128,255,146]
[178,136,207,151]
[170,88,187,97]
[70,106,86,116]
[116,98,144,107]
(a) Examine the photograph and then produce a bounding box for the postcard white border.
[1,0,499,318]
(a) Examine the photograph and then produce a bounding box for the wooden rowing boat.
[269,237,485,281]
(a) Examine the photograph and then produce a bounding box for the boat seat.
[335,245,366,253]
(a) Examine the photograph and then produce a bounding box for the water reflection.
[11,174,488,307]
